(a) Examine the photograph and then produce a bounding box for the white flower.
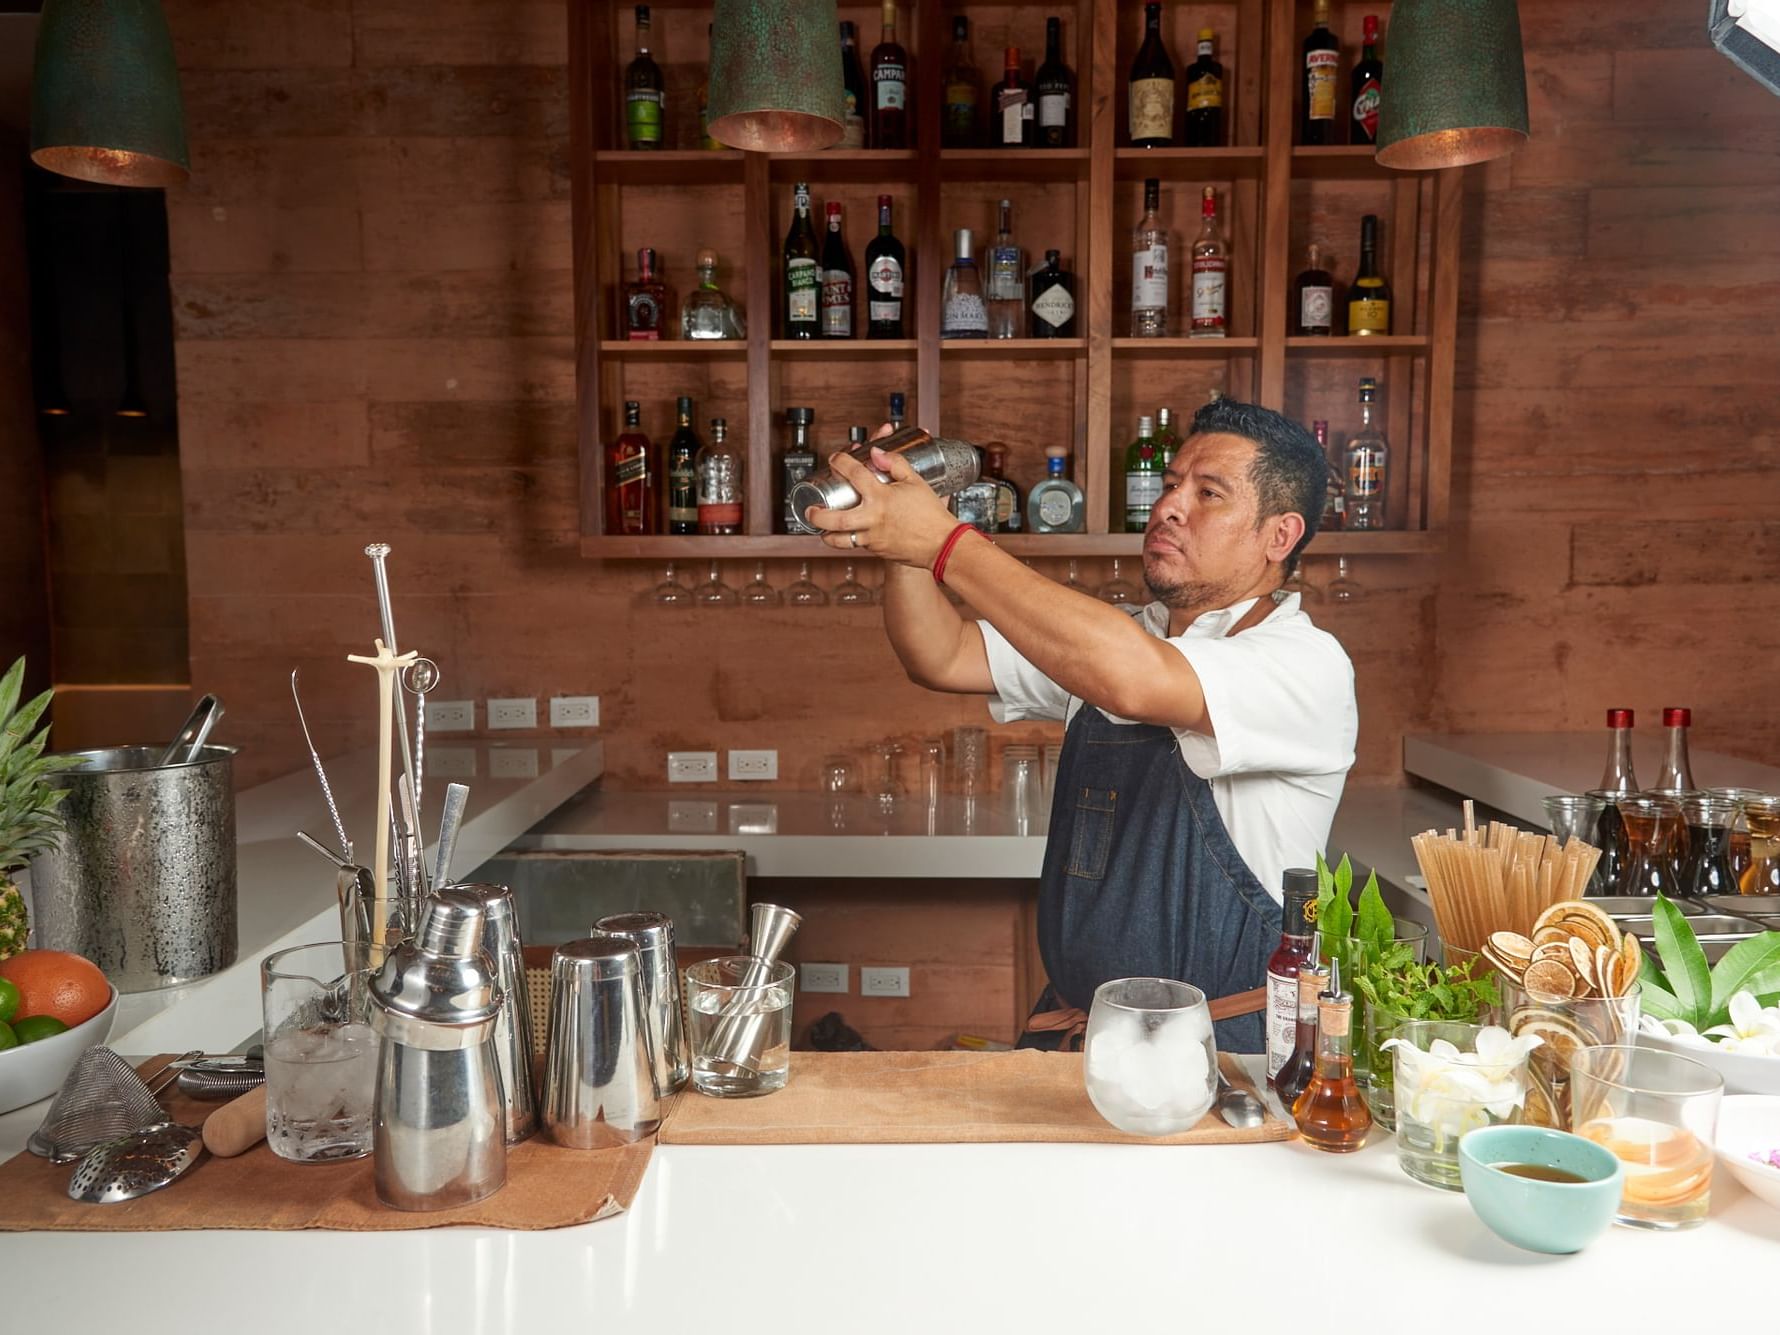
[1638,1014,1711,1046]
[1382,1026,1544,1141]
[1703,991,1780,1057]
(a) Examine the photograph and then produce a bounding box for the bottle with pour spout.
[1292,955,1371,1152]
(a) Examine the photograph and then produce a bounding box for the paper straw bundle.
[1411,800,1604,954]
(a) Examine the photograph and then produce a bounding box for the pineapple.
[0,657,83,960]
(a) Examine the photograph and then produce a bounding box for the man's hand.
[804,438,960,570]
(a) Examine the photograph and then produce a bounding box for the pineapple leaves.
[0,657,21,738]
[0,657,78,877]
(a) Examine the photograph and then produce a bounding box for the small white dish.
[1714,1094,1780,1213]
[0,986,119,1113]
[1639,1028,1780,1097]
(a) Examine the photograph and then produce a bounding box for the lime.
[0,977,18,1024]
[12,1015,69,1044]
[0,1020,15,1051]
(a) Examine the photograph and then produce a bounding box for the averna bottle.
[783,182,820,339]
[941,229,988,339]
[1301,0,1339,145]
[1128,3,1175,147]
[1034,17,1075,148]
[864,195,906,338]
[625,5,664,150]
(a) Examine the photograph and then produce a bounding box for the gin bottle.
[941,229,988,339]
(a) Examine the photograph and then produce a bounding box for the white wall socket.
[549,695,599,728]
[487,697,536,730]
[489,746,539,779]
[428,746,477,779]
[728,749,778,781]
[801,963,849,994]
[860,966,910,998]
[427,700,475,732]
[668,751,718,783]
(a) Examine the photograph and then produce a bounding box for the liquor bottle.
[682,248,746,339]
[1346,214,1391,335]
[781,407,818,534]
[871,0,910,150]
[1658,708,1696,791]
[1128,2,1175,148]
[625,5,664,150]
[698,23,723,150]
[1600,709,1640,794]
[1293,242,1334,337]
[624,246,667,340]
[982,445,1022,531]
[942,17,983,147]
[695,417,742,535]
[1028,250,1076,337]
[839,21,869,149]
[1034,17,1075,149]
[1124,414,1162,531]
[1265,869,1319,1081]
[888,391,906,430]
[1344,377,1388,530]
[941,228,988,339]
[985,199,1025,339]
[1292,956,1371,1151]
[951,467,996,534]
[1190,187,1227,339]
[864,195,906,338]
[1272,958,1327,1111]
[991,47,1032,148]
[820,202,855,338]
[1184,28,1224,147]
[1154,406,1179,468]
[1301,0,1339,146]
[665,398,700,535]
[1315,419,1345,530]
[1027,445,1085,532]
[1131,177,1169,337]
[1350,15,1384,146]
[783,182,820,339]
[606,400,656,535]
[850,425,869,446]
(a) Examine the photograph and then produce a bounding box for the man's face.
[1141,432,1274,611]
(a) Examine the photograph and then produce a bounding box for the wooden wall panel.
[0,130,50,704]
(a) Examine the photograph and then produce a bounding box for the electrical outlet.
[489,746,539,779]
[727,748,779,781]
[668,799,719,833]
[549,695,599,728]
[668,751,718,783]
[428,746,477,779]
[487,697,536,730]
[427,700,475,732]
[801,963,848,994]
[860,966,910,998]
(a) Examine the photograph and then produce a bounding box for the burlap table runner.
[0,1058,652,1233]
[659,1049,1292,1146]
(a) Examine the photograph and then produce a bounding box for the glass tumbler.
[1543,794,1606,894]
[1617,795,1686,897]
[261,941,377,1163]
[1389,1020,1534,1192]
[1084,978,1217,1136]
[1570,1045,1722,1230]
[1706,787,1763,885]
[1495,973,1642,1129]
[1002,744,1041,832]
[685,957,795,1098]
[1737,795,1780,895]
[1681,795,1740,897]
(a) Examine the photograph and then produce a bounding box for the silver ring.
[849,531,859,548]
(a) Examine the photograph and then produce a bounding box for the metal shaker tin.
[789,425,981,530]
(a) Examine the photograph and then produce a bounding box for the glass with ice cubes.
[261,940,377,1163]
[1084,977,1217,1136]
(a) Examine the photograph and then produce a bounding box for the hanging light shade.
[1374,0,1528,171]
[707,0,845,153]
[30,0,189,188]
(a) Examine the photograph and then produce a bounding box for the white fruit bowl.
[1638,1029,1780,1097]
[0,985,119,1114]
[1715,1095,1780,1213]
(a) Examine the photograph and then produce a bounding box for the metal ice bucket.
[29,745,238,991]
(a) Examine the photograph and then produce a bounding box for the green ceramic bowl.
[1458,1125,1624,1255]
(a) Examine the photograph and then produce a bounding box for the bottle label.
[1032,282,1075,329]
[875,63,907,110]
[988,245,1023,301]
[821,271,853,335]
[787,257,819,323]
[1306,51,1339,120]
[1266,969,1297,1078]
[626,89,663,145]
[945,84,977,137]
[1348,455,1383,497]
[1348,296,1390,334]
[1039,90,1069,129]
[951,482,996,531]
[614,451,647,487]
[698,502,742,529]
[1353,79,1382,138]
[1129,78,1173,139]
[1191,257,1226,330]
[869,254,904,299]
[1125,472,1163,512]
[1198,40,1215,58]
[668,463,696,527]
[840,91,866,148]
[1188,73,1222,112]
[998,88,1027,144]
[627,289,662,338]
[1037,486,1075,529]
[1132,244,1169,309]
[942,293,989,335]
[1300,284,1333,331]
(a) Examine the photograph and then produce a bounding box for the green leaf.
[1637,974,1685,1022]
[1708,932,1780,1016]
[1652,895,1712,1028]
[1355,872,1394,950]
[0,658,23,738]
[1335,854,1353,901]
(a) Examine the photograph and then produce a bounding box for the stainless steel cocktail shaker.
[594,911,688,1096]
[460,882,538,1143]
[540,936,660,1148]
[789,425,980,530]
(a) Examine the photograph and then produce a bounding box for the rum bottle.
[991,47,1031,148]
[820,201,855,338]
[1131,177,1169,337]
[1034,17,1075,149]
[1301,0,1339,145]
[941,16,982,148]
[941,228,988,339]
[1272,958,1327,1111]
[665,397,700,535]
[985,199,1024,339]
[864,195,906,338]
[1184,28,1224,147]
[1265,868,1319,1080]
[781,407,818,534]
[695,417,743,535]
[1346,214,1391,335]
[625,5,664,150]
[1293,242,1334,337]
[624,247,667,339]
[839,21,869,148]
[1344,377,1388,530]
[871,0,910,149]
[1350,15,1384,146]
[783,182,820,339]
[1190,186,1227,338]
[1028,250,1076,337]
[1124,414,1162,532]
[1292,956,1371,1152]
[606,400,656,536]
[1128,2,1175,148]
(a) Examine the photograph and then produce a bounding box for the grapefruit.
[0,949,110,1028]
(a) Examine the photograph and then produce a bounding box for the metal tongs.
[156,694,223,767]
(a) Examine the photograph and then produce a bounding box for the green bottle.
[1154,406,1180,470]
[1124,414,1162,532]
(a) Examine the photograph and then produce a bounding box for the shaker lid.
[370,889,502,1040]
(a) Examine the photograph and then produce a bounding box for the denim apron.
[1018,704,1282,1053]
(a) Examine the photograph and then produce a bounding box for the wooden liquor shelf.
[570,0,1459,558]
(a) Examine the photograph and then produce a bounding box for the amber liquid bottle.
[1292,957,1372,1152]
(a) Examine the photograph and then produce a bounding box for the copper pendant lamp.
[1374,0,1529,171]
[706,0,845,153]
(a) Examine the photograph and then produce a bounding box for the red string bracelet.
[931,522,979,585]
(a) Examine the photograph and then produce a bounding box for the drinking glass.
[1616,795,1685,897]
[1587,789,1630,897]
[871,742,906,815]
[1706,787,1764,885]
[784,560,829,606]
[741,561,781,607]
[1084,978,1216,1135]
[652,561,693,606]
[952,725,988,793]
[1003,744,1042,833]
[1737,795,1780,895]
[834,561,873,605]
[1570,1045,1722,1230]
[693,560,738,607]
[1096,558,1141,605]
[1389,1020,1536,1191]
[1543,794,1607,895]
[1681,795,1739,897]
[1326,557,1363,603]
[261,941,376,1163]
[1063,559,1085,593]
[684,957,795,1098]
[918,737,945,813]
[819,754,856,793]
[1495,973,1642,1129]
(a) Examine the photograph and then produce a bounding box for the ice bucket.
[29,745,238,991]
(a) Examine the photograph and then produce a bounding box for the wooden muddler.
[201,1084,269,1158]
[347,638,418,963]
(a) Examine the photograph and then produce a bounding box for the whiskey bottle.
[1343,377,1388,530]
[1293,243,1334,337]
[1189,186,1227,339]
[696,417,743,535]
[839,21,869,149]
[991,47,1031,148]
[1027,445,1084,533]
[1034,17,1074,149]
[871,0,910,150]
[1124,414,1162,532]
[1350,15,1384,146]
[625,5,664,150]
[820,201,855,338]
[665,397,700,535]
[624,246,667,340]
[682,248,745,340]
[1315,419,1345,530]
[864,195,906,338]
[1184,28,1224,147]
[1346,214,1391,335]
[1128,2,1175,148]
[941,228,988,339]
[985,199,1024,339]
[941,16,982,148]
[783,182,820,339]
[1131,177,1169,337]
[781,407,818,534]
[1028,250,1076,337]
[1301,0,1339,145]
[607,400,656,535]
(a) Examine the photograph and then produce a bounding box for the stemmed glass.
[1097,558,1141,605]
[693,560,738,607]
[653,561,693,606]
[1064,559,1086,593]
[1327,557,1363,604]
[834,562,873,605]
[785,560,828,606]
[871,742,906,815]
[741,561,781,607]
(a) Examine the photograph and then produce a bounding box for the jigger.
[703,902,802,1079]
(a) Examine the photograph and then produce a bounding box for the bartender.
[806,399,1357,1052]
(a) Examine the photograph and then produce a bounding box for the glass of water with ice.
[685,957,795,1098]
[261,941,378,1162]
[1083,978,1218,1136]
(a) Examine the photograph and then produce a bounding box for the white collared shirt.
[979,592,1358,903]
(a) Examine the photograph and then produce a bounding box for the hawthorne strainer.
[27,1047,194,1163]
